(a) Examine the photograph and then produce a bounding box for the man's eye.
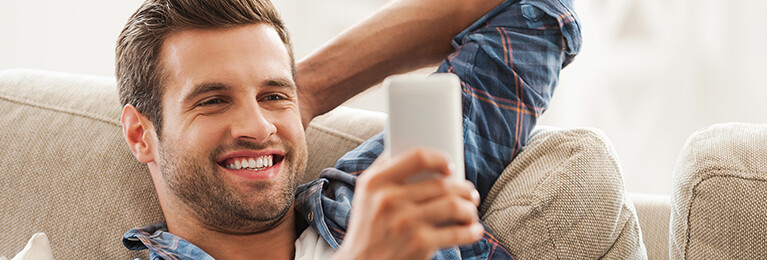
[197,97,226,106]
[263,94,287,101]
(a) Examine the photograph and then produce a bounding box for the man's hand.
[334,148,484,260]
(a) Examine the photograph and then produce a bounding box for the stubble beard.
[158,139,308,234]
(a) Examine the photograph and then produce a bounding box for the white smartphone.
[384,73,465,182]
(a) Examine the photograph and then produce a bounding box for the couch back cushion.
[670,123,767,259]
[0,69,383,259]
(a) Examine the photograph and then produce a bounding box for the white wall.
[0,1,143,75]
[2,0,765,195]
[538,0,767,194]
[0,0,385,76]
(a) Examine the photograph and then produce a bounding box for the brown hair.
[115,0,293,136]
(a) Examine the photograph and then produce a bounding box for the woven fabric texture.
[0,69,381,259]
[629,192,670,260]
[0,69,160,259]
[670,123,767,260]
[1,69,644,259]
[481,127,647,259]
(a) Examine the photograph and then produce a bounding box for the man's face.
[155,23,306,233]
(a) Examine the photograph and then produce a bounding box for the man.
[117,0,579,259]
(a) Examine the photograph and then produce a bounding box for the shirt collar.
[123,222,214,260]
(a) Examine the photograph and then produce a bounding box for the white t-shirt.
[294,227,336,260]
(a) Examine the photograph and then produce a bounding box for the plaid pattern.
[330,0,580,205]
[122,0,580,259]
[296,0,581,259]
[123,223,214,260]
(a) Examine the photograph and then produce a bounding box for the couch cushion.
[670,123,767,259]
[1,69,643,258]
[0,69,160,259]
[481,126,647,259]
[630,192,671,260]
[0,69,382,259]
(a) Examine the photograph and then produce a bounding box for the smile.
[219,154,285,171]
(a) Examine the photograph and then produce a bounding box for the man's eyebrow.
[264,77,296,90]
[183,82,231,104]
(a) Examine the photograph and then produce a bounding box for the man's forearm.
[297,0,504,125]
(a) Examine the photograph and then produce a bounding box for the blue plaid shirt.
[123,0,581,259]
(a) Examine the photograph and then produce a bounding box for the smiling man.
[150,24,305,233]
[117,0,581,259]
[118,10,314,258]
[117,0,493,259]
[123,22,310,255]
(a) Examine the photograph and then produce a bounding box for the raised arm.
[297,0,505,127]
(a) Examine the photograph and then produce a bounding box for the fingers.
[417,195,479,226]
[366,148,454,185]
[403,178,479,206]
[387,196,483,253]
[428,222,485,249]
[347,147,483,257]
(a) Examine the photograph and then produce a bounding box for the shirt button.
[308,211,314,222]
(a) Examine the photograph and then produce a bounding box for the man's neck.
[166,207,298,260]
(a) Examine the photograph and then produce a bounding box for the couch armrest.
[670,123,767,259]
[482,126,647,259]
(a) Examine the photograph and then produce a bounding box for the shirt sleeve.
[333,0,582,204]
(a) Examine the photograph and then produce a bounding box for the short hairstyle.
[115,0,293,136]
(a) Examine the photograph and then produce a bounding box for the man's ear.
[121,104,158,164]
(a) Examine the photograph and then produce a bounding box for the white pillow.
[9,233,54,260]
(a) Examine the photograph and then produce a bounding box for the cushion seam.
[0,93,119,126]
[599,203,635,258]
[536,147,573,260]
[684,172,767,258]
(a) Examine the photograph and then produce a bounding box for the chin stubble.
[158,139,307,233]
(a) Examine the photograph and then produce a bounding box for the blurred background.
[1,0,765,195]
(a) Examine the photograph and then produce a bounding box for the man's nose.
[230,103,276,142]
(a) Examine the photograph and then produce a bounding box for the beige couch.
[0,69,762,259]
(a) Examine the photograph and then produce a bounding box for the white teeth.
[226,155,275,170]
[256,157,264,168]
